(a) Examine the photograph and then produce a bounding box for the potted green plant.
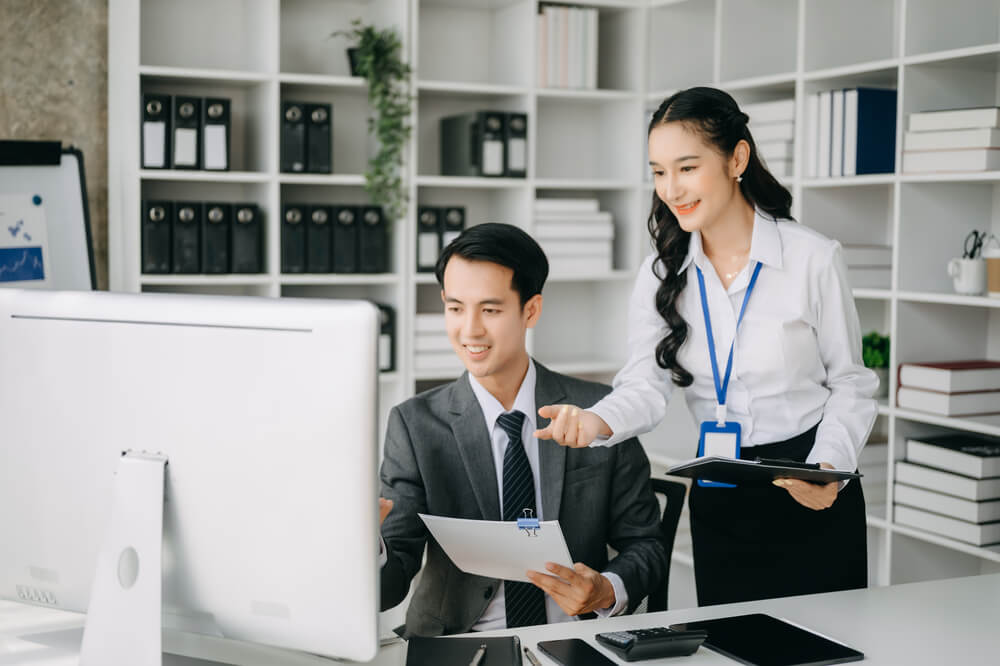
[862,331,890,399]
[333,19,412,222]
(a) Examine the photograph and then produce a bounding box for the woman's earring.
[736,174,743,183]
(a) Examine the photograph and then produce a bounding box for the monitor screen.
[0,289,380,662]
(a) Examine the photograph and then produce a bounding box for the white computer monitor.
[0,289,380,663]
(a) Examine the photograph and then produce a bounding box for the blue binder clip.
[517,509,540,537]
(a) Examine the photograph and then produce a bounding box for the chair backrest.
[645,478,687,612]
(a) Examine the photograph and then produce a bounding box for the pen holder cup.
[947,257,986,296]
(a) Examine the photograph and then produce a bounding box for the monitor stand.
[73,452,355,666]
[80,451,167,666]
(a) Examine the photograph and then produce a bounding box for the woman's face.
[648,121,740,234]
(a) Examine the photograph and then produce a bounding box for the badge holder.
[697,406,741,488]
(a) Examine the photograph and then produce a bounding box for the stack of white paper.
[745,98,795,178]
[414,313,462,374]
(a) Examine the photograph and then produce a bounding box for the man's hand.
[534,405,611,448]
[773,463,839,510]
[379,497,394,526]
[526,562,615,616]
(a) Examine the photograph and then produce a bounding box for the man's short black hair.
[435,223,549,306]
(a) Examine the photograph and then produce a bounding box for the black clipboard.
[666,457,861,486]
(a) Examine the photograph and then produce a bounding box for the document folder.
[666,457,861,486]
[406,636,521,666]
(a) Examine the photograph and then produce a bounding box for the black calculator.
[594,626,707,661]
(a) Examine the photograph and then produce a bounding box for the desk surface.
[2,573,998,665]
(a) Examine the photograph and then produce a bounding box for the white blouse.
[589,211,878,473]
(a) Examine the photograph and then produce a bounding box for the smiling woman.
[535,86,879,609]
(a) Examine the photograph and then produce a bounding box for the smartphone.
[537,638,617,666]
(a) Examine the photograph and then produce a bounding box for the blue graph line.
[0,247,45,282]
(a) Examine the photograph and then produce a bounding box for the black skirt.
[688,424,868,607]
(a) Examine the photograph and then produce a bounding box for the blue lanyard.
[695,261,763,420]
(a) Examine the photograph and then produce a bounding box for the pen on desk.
[469,643,487,666]
[523,645,542,666]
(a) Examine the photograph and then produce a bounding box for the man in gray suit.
[379,223,667,637]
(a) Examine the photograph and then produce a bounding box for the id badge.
[696,420,741,488]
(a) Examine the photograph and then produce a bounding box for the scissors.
[964,230,985,259]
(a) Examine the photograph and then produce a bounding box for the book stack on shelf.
[896,360,1000,417]
[533,198,615,276]
[860,435,888,515]
[903,107,1000,173]
[414,313,462,376]
[744,98,795,179]
[842,244,891,290]
[536,4,598,90]
[805,88,896,178]
[894,432,1000,547]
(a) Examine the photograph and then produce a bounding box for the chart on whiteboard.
[0,194,51,287]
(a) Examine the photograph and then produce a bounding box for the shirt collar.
[467,358,537,434]
[677,208,784,275]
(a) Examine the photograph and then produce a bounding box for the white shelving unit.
[109,0,1000,607]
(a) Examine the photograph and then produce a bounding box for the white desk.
[2,574,999,665]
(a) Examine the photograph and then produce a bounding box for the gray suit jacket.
[379,361,667,637]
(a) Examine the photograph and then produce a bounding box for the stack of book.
[894,432,1000,546]
[842,244,892,290]
[744,98,795,178]
[860,435,889,515]
[805,87,896,178]
[537,4,598,90]
[534,198,615,275]
[414,314,463,375]
[896,360,1000,417]
[903,107,1000,173]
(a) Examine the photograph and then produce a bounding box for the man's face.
[441,256,541,383]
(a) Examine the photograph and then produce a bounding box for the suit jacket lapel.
[449,373,501,521]
[534,362,567,521]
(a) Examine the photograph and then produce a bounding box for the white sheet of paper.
[203,125,228,170]
[173,128,197,166]
[142,121,165,167]
[418,514,573,583]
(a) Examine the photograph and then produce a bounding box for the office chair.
[645,478,688,612]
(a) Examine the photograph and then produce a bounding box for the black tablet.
[669,613,864,666]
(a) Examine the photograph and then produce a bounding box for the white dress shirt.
[466,359,627,630]
[379,359,628,630]
[590,211,878,474]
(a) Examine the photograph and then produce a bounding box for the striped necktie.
[497,410,547,628]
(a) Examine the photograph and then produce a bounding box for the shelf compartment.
[416,91,531,178]
[531,281,629,370]
[802,0,898,72]
[897,182,999,295]
[800,184,893,247]
[415,186,531,248]
[280,83,373,177]
[140,0,275,72]
[535,97,641,182]
[647,0,714,92]
[140,76,274,173]
[904,0,1000,58]
[417,0,534,88]
[279,0,407,77]
[534,186,644,273]
[718,0,797,83]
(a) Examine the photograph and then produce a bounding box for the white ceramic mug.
[947,257,987,295]
[985,246,1000,298]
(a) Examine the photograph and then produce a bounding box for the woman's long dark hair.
[648,86,793,387]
